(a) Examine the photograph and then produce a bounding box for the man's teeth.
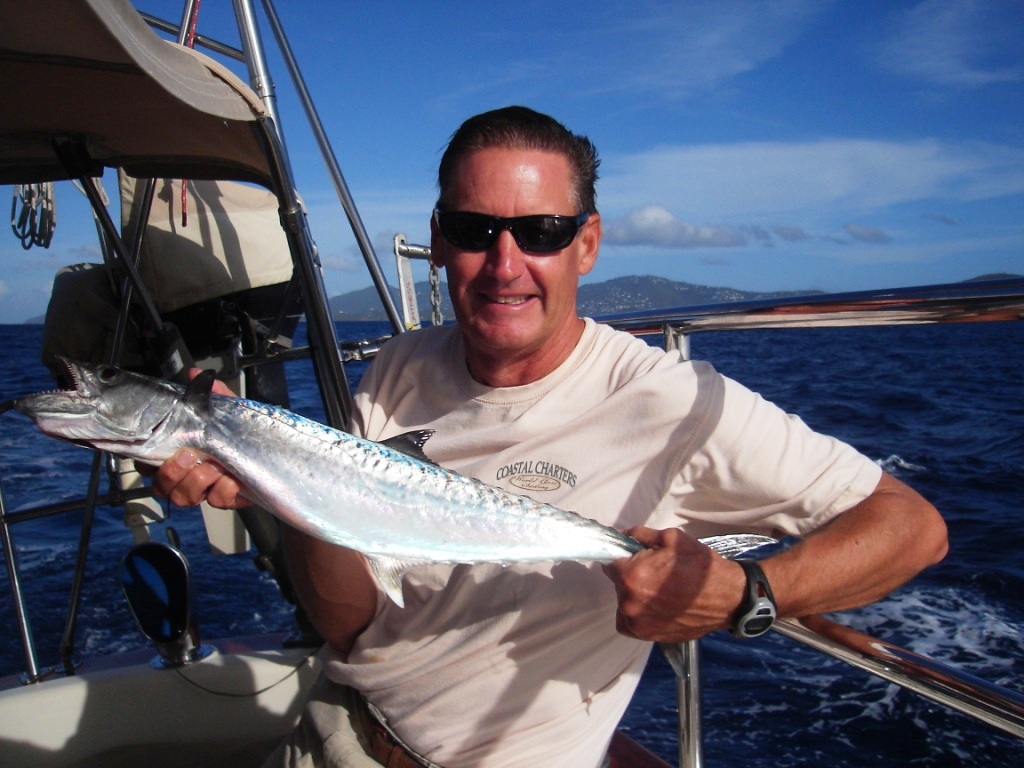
[490,295,528,305]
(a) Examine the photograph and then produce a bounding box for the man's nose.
[485,230,527,277]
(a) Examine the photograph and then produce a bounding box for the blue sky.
[1,0,1022,323]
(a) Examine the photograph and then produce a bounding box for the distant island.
[328,275,822,322]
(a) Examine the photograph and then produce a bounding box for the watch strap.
[731,559,777,638]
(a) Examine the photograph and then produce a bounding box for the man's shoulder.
[584,319,677,372]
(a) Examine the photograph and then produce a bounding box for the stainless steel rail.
[775,615,1024,738]
[597,276,1024,336]
[621,280,1024,767]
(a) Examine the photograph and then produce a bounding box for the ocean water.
[0,320,1022,766]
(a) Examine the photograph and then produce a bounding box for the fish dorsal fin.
[184,369,218,412]
[382,430,437,464]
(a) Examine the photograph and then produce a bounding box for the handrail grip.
[773,614,1024,739]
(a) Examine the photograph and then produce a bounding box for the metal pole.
[58,451,104,675]
[253,117,352,427]
[660,641,704,768]
[229,0,362,425]
[258,0,405,335]
[0,474,41,683]
[232,0,285,138]
[679,642,703,768]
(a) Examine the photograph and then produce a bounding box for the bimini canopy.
[0,0,273,186]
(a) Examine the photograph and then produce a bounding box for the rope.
[10,182,56,249]
[173,647,319,698]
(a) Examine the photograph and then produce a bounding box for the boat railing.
[600,276,1024,766]
[596,274,1024,344]
[774,614,1024,738]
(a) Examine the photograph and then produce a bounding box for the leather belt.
[355,693,444,768]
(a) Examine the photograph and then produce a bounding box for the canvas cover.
[0,0,273,186]
[120,173,294,313]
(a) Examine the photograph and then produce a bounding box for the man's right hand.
[147,449,245,509]
[138,368,246,509]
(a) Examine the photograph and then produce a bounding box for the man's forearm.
[762,472,948,620]
[281,525,379,656]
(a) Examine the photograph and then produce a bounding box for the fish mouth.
[3,358,83,417]
[23,357,91,398]
[50,357,121,399]
[51,357,84,394]
[11,358,117,420]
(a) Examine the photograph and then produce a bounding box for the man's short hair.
[437,106,600,214]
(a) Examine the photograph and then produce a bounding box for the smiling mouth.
[485,294,531,305]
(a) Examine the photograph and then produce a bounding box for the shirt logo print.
[496,460,577,492]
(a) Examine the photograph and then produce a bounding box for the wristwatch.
[731,560,777,638]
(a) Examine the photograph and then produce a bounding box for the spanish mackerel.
[13,360,643,606]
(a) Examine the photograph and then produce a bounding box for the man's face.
[430,147,601,384]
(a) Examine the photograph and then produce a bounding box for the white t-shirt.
[322,319,881,768]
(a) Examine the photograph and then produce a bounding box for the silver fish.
[13,359,643,607]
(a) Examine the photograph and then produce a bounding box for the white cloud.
[603,210,900,250]
[568,0,829,98]
[601,138,1024,223]
[604,205,744,248]
[0,281,8,299]
[877,0,1024,87]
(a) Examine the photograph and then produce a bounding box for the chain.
[429,262,443,326]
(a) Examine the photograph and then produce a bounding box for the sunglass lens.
[440,213,496,250]
[513,216,576,252]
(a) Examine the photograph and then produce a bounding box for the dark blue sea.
[1,320,1021,766]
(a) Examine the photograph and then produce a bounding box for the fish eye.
[98,367,121,384]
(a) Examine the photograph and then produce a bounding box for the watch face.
[735,598,776,638]
[742,609,775,637]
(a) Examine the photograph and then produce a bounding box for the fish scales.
[219,399,613,561]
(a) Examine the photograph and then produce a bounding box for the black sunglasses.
[433,209,590,254]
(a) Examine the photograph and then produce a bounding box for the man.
[153,106,947,768]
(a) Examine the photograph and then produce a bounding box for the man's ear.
[577,213,601,276]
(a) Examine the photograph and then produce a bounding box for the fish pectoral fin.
[364,554,429,609]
